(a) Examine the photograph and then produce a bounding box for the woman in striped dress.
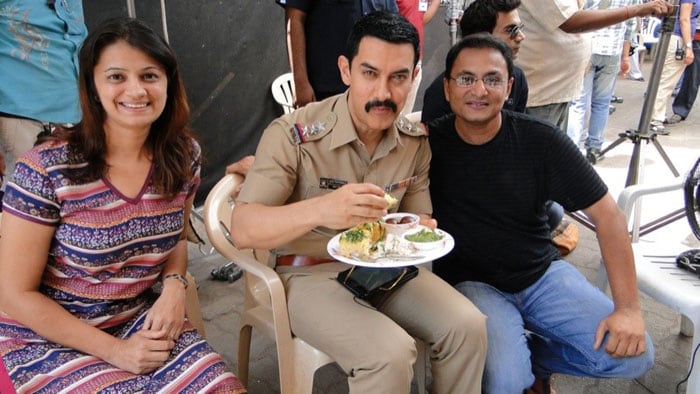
[0,17,245,393]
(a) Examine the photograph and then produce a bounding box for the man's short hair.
[445,33,514,79]
[345,11,420,67]
[460,0,521,36]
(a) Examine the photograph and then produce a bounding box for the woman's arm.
[143,196,194,340]
[0,213,174,374]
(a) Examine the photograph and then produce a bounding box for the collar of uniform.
[328,91,401,151]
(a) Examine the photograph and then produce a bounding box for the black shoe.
[586,148,603,165]
[611,95,624,103]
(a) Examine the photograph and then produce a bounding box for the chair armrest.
[215,240,295,338]
[618,178,685,219]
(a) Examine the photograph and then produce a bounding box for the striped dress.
[0,139,245,393]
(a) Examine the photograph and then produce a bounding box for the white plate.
[326,226,455,267]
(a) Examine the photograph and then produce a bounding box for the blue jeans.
[672,39,700,118]
[568,54,620,150]
[455,261,654,394]
[545,200,564,230]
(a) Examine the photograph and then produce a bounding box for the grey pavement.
[187,58,700,393]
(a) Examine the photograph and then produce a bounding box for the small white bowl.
[381,212,419,235]
[403,228,445,250]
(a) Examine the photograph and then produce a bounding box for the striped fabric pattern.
[0,139,245,393]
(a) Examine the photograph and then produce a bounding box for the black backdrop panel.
[83,2,450,205]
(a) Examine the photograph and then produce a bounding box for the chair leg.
[686,318,700,393]
[238,325,253,387]
[414,339,427,394]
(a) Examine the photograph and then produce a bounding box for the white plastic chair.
[596,177,700,393]
[203,174,427,394]
[271,72,296,114]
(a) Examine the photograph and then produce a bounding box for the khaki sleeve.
[237,120,299,206]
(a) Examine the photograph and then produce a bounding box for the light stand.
[570,3,684,232]
[598,4,681,186]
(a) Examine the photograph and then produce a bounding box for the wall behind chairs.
[83,0,288,205]
[83,1,451,205]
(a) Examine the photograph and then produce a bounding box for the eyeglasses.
[449,74,505,88]
[504,23,524,40]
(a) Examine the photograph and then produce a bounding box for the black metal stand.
[600,8,681,187]
[569,3,682,231]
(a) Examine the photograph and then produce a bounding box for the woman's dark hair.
[445,33,514,79]
[460,0,522,37]
[345,11,420,68]
[66,17,195,199]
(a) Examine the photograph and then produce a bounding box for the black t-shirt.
[428,111,607,292]
[421,66,529,123]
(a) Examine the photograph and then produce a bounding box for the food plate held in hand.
[327,214,454,267]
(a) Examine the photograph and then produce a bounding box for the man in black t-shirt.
[429,34,654,394]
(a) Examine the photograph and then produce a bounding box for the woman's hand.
[107,330,175,374]
[143,280,186,341]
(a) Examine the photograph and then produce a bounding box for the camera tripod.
[599,4,682,187]
[570,2,684,231]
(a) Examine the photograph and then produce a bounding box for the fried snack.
[338,221,386,259]
[384,193,398,208]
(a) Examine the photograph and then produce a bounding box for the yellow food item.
[384,193,398,208]
[338,221,386,258]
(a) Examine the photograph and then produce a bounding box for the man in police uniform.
[231,12,487,393]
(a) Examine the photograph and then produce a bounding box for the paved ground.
[187,57,700,393]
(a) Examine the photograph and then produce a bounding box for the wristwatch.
[686,42,693,49]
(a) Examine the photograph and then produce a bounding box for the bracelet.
[624,6,630,20]
[163,273,188,289]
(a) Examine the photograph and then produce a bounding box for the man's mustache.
[364,99,398,113]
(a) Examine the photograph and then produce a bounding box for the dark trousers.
[672,39,700,118]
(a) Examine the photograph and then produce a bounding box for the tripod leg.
[650,137,680,177]
[599,135,629,156]
[625,139,643,187]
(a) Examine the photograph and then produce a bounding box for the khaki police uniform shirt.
[237,92,432,259]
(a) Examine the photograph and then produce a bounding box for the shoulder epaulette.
[395,114,428,137]
[283,111,337,144]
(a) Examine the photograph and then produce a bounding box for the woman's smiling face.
[93,40,168,134]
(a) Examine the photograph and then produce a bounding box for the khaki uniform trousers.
[278,262,487,394]
[0,117,44,179]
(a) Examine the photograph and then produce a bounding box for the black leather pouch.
[337,265,419,306]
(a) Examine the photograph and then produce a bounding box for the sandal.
[649,122,669,136]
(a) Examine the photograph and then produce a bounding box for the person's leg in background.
[584,54,620,164]
[670,38,700,122]
[526,102,570,133]
[567,63,594,150]
[650,35,688,134]
[628,41,645,81]
[0,116,44,181]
